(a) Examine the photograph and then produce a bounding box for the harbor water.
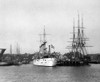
[0,64,100,82]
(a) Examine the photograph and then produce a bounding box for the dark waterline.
[0,64,100,82]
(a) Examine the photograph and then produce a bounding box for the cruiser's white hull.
[33,58,56,66]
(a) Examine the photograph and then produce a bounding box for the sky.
[0,0,100,54]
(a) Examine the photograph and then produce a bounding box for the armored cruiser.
[33,28,56,66]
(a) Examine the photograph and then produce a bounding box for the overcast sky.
[0,0,100,54]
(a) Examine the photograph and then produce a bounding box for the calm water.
[0,64,100,82]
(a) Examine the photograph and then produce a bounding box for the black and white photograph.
[0,0,100,82]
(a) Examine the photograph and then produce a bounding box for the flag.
[51,44,55,49]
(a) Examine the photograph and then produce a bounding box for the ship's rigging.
[68,13,88,59]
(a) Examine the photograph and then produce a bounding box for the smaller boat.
[33,28,57,67]
[0,48,8,66]
[0,62,8,66]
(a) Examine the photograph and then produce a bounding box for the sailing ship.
[66,14,90,65]
[57,14,90,66]
[33,28,57,66]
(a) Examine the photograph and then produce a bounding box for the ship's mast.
[10,44,12,54]
[81,15,84,38]
[81,15,87,55]
[70,12,88,58]
[39,27,48,54]
[43,27,47,53]
[16,43,20,54]
[43,27,46,43]
[39,34,42,45]
[75,12,81,55]
[76,13,87,56]
[72,18,76,56]
[77,12,83,56]
[39,26,47,43]
[73,18,75,46]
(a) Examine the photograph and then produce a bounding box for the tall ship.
[57,14,90,66]
[67,14,90,65]
[33,28,57,66]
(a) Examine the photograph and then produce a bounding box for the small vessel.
[0,48,8,66]
[33,28,57,66]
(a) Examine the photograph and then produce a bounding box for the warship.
[57,14,90,66]
[33,28,57,66]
